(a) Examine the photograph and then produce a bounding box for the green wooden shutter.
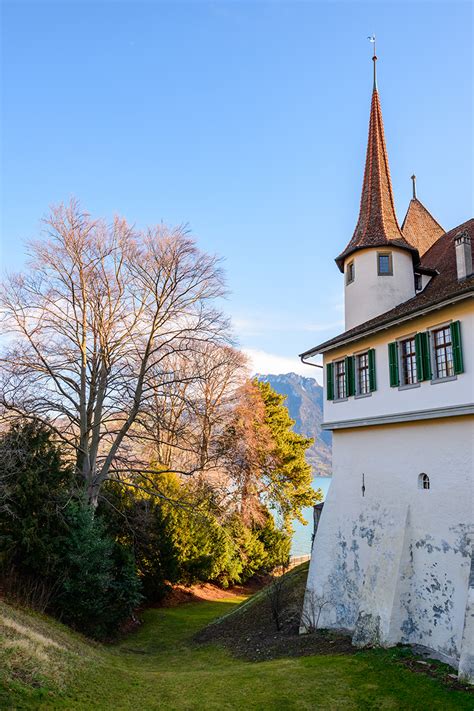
[326,362,334,400]
[368,348,377,391]
[451,321,464,374]
[415,333,424,381]
[345,356,355,396]
[415,332,432,381]
[388,342,399,387]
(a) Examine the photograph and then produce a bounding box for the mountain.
[257,373,332,477]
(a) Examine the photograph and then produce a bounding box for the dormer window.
[346,261,355,285]
[377,252,393,276]
[415,273,422,291]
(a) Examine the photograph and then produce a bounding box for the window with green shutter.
[415,332,432,381]
[326,362,334,400]
[388,342,399,387]
[345,356,355,397]
[356,352,370,394]
[450,321,464,374]
[368,348,377,391]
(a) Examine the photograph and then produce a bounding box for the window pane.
[433,327,453,379]
[357,353,369,394]
[401,338,417,385]
[346,262,355,284]
[335,360,346,399]
[379,255,391,274]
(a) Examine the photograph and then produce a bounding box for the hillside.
[258,373,332,476]
[2,574,473,709]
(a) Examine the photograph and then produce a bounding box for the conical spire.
[336,64,416,272]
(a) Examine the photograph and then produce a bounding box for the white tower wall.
[344,248,415,330]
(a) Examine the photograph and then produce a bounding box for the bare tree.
[185,343,248,474]
[0,200,229,507]
[124,344,248,490]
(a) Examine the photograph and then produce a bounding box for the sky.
[1,1,473,383]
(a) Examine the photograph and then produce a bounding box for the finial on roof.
[368,35,377,90]
[411,174,417,199]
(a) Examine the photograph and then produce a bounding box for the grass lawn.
[2,597,473,710]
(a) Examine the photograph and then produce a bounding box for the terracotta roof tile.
[401,198,445,255]
[302,218,474,355]
[335,89,414,271]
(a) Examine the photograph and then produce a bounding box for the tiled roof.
[335,89,415,271]
[301,218,474,356]
[401,198,445,255]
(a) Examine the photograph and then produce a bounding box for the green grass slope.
[0,599,101,707]
[1,574,473,710]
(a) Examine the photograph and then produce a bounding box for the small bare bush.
[300,588,332,633]
[266,563,291,632]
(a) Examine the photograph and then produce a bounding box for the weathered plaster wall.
[325,300,474,424]
[459,556,474,681]
[344,248,415,330]
[303,417,474,680]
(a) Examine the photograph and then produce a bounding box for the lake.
[291,476,332,556]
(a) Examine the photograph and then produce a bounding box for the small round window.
[418,473,430,490]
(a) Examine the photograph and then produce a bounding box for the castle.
[300,53,473,682]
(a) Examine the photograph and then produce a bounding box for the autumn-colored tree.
[221,379,317,527]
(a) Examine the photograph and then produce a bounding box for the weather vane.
[367,35,377,89]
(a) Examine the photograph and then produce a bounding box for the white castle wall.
[344,247,415,330]
[303,417,474,675]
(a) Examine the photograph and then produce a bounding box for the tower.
[337,53,417,330]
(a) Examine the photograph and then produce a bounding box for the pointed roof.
[335,85,417,271]
[401,197,445,256]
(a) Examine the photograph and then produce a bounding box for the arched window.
[418,473,430,490]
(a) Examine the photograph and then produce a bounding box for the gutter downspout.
[300,354,323,369]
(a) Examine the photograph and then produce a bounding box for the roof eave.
[335,241,420,273]
[299,288,474,358]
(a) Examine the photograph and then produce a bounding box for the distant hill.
[257,373,332,477]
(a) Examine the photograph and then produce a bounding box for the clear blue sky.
[1,1,472,381]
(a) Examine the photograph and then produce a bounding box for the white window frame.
[354,350,371,397]
[397,333,419,390]
[429,321,457,384]
[334,359,347,401]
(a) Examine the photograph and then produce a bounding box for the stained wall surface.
[303,417,474,676]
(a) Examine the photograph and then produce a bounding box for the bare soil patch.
[197,614,355,662]
[195,563,355,661]
[160,575,271,607]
